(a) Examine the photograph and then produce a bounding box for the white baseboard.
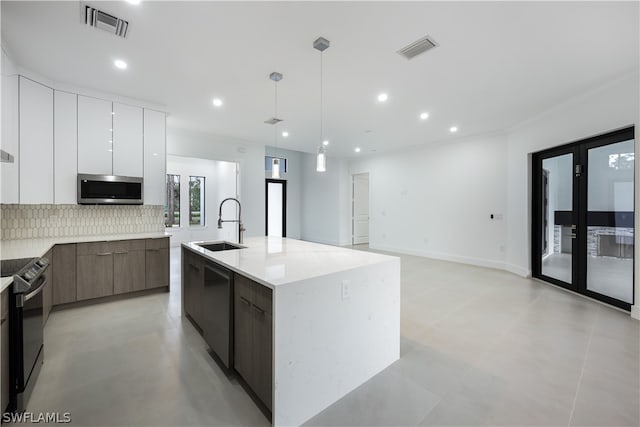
[368,243,525,275]
[631,305,640,320]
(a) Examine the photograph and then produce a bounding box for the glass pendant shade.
[316,147,326,172]
[271,158,281,179]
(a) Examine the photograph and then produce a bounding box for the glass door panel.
[586,140,634,303]
[541,153,574,285]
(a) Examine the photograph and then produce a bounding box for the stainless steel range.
[0,257,49,413]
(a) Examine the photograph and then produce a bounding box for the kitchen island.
[181,237,400,427]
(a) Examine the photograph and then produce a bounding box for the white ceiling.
[2,1,638,157]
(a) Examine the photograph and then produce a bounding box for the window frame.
[165,174,181,228]
[188,175,206,227]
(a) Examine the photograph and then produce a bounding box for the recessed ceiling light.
[354,147,361,153]
[420,112,429,120]
[282,131,289,137]
[377,93,388,103]
[114,59,127,70]
[212,98,223,107]
[323,140,329,146]
[126,0,141,5]
[450,126,458,133]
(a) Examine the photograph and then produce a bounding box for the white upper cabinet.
[1,74,19,204]
[19,77,54,204]
[54,90,78,204]
[143,109,166,205]
[113,103,143,177]
[78,95,113,175]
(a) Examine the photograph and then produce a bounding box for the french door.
[532,127,635,310]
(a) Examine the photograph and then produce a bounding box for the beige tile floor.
[21,246,639,426]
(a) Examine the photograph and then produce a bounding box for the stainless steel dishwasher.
[203,262,234,369]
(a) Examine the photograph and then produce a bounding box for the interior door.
[533,127,635,310]
[352,173,370,245]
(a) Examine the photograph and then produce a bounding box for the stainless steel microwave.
[77,174,143,205]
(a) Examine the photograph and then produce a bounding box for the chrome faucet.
[217,198,245,244]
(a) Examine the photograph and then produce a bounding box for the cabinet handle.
[239,296,251,306]
[96,252,112,256]
[0,317,6,325]
[252,304,265,315]
[113,251,128,255]
[147,248,160,252]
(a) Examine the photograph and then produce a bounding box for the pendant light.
[314,37,330,172]
[267,71,283,179]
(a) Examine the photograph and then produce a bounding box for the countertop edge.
[1,232,172,293]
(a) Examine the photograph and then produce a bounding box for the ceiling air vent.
[84,4,128,38]
[264,117,283,125]
[397,35,438,60]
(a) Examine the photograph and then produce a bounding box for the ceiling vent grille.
[264,117,283,125]
[397,35,438,60]
[84,4,128,38]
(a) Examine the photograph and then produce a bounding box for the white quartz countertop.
[182,237,399,289]
[0,232,171,292]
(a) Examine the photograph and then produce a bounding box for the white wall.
[166,155,239,246]
[265,146,302,239]
[166,127,265,240]
[349,133,508,269]
[301,153,351,246]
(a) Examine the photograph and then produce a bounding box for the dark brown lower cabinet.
[234,274,273,411]
[146,238,169,289]
[183,250,205,329]
[42,248,53,325]
[113,240,147,295]
[76,253,113,301]
[1,289,9,413]
[52,244,76,305]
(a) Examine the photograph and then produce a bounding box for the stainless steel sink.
[196,241,244,252]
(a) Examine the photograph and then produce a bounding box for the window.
[189,176,205,226]
[165,174,180,227]
[265,156,287,173]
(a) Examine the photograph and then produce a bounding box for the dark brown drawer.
[146,237,169,250]
[235,274,253,302]
[76,241,114,256]
[111,239,146,254]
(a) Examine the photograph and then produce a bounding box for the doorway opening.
[532,127,635,310]
[352,173,370,245]
[265,179,287,238]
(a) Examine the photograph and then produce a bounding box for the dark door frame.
[265,179,287,238]
[532,126,635,311]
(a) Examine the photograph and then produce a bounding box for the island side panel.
[272,257,400,427]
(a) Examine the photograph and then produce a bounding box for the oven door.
[22,276,45,387]
[10,275,45,412]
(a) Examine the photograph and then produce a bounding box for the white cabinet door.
[54,91,78,204]
[1,74,19,204]
[19,77,54,204]
[78,95,112,175]
[113,103,143,177]
[143,109,166,205]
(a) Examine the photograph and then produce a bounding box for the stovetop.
[0,258,38,278]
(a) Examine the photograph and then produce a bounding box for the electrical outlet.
[341,280,351,300]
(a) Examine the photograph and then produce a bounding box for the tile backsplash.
[0,204,165,240]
